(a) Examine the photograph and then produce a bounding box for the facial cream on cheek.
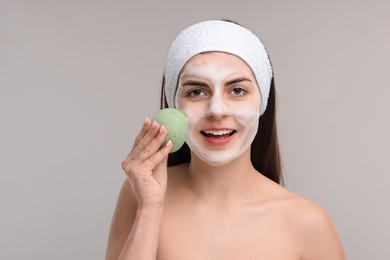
[172,53,263,165]
[180,106,203,128]
[233,106,259,133]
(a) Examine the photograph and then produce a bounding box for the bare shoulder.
[105,179,138,260]
[274,187,331,227]
[267,183,346,260]
[280,190,337,238]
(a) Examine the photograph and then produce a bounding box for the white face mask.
[176,52,262,166]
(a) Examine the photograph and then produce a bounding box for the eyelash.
[185,88,206,98]
[184,86,248,98]
[230,87,248,97]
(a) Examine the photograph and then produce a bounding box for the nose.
[206,95,228,119]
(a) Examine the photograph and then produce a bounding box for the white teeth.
[203,130,234,136]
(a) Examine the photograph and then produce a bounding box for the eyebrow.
[181,80,208,87]
[226,77,252,85]
[181,77,252,87]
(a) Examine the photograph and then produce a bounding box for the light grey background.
[1,0,389,259]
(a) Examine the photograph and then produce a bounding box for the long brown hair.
[160,76,283,185]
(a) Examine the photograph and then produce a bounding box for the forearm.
[118,206,163,260]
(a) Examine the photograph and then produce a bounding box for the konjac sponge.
[152,108,188,153]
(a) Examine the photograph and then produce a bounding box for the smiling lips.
[200,128,236,145]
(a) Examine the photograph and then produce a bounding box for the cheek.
[233,102,261,128]
[176,88,206,130]
[179,105,204,130]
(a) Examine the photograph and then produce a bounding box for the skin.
[106,52,346,260]
[175,53,261,166]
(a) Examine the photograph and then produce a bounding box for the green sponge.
[152,108,188,153]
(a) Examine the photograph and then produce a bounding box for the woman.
[106,20,345,260]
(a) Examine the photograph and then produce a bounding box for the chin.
[197,150,242,167]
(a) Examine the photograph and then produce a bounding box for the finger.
[122,120,163,173]
[128,122,168,165]
[130,117,152,153]
[152,142,171,187]
[140,139,173,174]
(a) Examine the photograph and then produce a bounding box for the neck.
[186,149,260,207]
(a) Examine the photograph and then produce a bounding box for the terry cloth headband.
[163,20,273,115]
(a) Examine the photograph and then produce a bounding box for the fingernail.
[151,120,157,129]
[166,140,172,146]
[159,125,165,134]
[143,117,149,126]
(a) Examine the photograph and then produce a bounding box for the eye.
[230,87,247,97]
[186,88,206,98]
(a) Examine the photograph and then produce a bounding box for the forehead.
[180,52,256,77]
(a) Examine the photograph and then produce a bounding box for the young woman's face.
[175,52,262,166]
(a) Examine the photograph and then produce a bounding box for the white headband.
[163,20,273,115]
